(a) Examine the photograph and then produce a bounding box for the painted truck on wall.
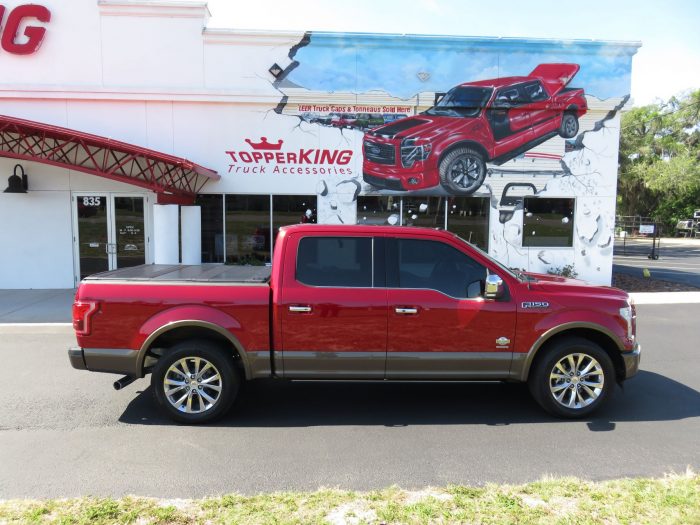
[362,64,587,195]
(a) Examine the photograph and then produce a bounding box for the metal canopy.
[0,114,219,202]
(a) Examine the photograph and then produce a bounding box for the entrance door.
[72,193,149,283]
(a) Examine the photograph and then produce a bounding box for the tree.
[617,89,700,230]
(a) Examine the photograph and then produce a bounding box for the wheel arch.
[438,140,490,165]
[138,321,251,380]
[519,323,625,383]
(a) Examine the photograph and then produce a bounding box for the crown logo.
[245,137,284,151]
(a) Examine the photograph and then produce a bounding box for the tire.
[439,147,487,195]
[558,112,579,138]
[528,337,614,418]
[151,339,239,424]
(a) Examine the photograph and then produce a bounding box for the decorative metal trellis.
[0,114,219,202]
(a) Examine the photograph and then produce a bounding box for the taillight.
[72,301,99,335]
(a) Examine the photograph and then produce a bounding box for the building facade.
[0,0,640,288]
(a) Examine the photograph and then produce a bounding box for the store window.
[225,195,271,265]
[522,198,575,247]
[402,197,445,228]
[196,194,223,263]
[356,196,400,225]
[273,196,317,249]
[447,197,489,250]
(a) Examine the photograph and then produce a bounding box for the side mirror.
[484,274,504,300]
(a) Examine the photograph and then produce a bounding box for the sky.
[207,0,700,107]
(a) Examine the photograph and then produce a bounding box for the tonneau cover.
[84,264,271,283]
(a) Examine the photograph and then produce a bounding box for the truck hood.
[524,271,629,302]
[368,115,480,140]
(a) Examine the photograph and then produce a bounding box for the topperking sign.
[0,4,51,55]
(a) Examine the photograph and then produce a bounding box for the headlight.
[619,298,635,340]
[400,138,432,168]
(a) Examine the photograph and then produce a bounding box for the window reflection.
[447,197,490,250]
[225,195,271,265]
[356,196,400,225]
[402,197,445,228]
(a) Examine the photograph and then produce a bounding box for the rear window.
[296,237,372,287]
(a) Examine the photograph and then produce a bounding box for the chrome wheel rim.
[549,353,604,409]
[449,155,483,190]
[163,357,223,414]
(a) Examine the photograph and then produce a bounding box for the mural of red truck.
[362,63,587,195]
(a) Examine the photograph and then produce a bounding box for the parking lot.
[0,301,699,499]
[614,237,700,287]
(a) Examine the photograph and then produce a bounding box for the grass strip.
[0,471,698,524]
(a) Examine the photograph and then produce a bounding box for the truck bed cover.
[83,264,271,283]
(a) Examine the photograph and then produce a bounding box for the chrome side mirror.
[484,274,504,300]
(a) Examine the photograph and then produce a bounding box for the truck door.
[385,237,515,379]
[489,85,534,157]
[277,234,387,378]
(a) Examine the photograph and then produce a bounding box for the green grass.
[0,471,698,524]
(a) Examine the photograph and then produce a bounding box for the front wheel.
[528,337,614,418]
[439,147,486,195]
[152,340,239,424]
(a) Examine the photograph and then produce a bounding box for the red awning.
[0,114,219,202]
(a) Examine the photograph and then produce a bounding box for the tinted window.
[297,237,372,287]
[396,239,486,298]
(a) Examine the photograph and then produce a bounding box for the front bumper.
[68,346,140,376]
[621,342,641,379]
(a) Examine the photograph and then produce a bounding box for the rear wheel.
[152,339,239,424]
[528,337,614,418]
[559,112,579,138]
[439,147,486,195]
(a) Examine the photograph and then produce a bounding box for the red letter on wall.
[1,4,51,55]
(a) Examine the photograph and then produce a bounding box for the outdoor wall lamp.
[4,164,28,193]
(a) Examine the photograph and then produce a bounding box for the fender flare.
[137,320,252,379]
[515,321,624,382]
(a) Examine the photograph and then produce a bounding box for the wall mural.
[223,32,637,284]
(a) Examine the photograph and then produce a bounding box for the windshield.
[424,87,493,118]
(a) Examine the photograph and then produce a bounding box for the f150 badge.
[522,301,550,309]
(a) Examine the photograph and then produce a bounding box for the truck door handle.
[395,307,418,315]
[289,305,312,313]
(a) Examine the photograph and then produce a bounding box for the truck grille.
[364,140,396,165]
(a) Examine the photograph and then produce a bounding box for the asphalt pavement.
[0,303,699,499]
[614,237,700,287]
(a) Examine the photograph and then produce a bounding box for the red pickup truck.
[363,63,587,195]
[69,224,639,424]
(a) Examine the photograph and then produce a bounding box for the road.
[1,305,699,499]
[614,238,700,287]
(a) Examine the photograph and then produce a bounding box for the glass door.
[113,196,146,269]
[73,193,149,283]
[74,194,110,280]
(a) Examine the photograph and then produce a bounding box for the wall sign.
[0,4,51,55]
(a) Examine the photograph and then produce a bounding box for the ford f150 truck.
[363,63,587,195]
[69,224,639,424]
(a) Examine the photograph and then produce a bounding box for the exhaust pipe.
[113,375,136,391]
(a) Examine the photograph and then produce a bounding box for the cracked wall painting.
[221,33,637,284]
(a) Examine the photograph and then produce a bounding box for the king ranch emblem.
[225,137,354,176]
